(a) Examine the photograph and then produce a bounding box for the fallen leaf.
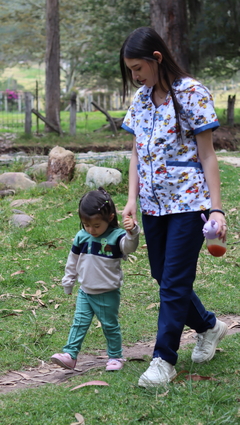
[47,327,56,335]
[157,390,169,397]
[185,374,217,381]
[59,182,69,190]
[70,380,109,391]
[75,413,85,424]
[37,298,46,307]
[229,321,240,329]
[128,254,137,263]
[11,371,31,380]
[18,237,28,248]
[95,320,102,328]
[35,280,47,285]
[55,215,72,222]
[54,304,60,309]
[146,302,159,310]
[11,270,25,276]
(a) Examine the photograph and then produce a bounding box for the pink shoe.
[51,353,77,369]
[106,358,125,371]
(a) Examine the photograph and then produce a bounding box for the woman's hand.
[122,199,138,223]
[209,211,227,242]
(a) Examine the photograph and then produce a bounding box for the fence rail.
[0,89,239,135]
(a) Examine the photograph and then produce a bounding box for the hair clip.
[97,200,109,211]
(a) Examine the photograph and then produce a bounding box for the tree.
[1,0,239,93]
[150,0,190,72]
[188,0,240,78]
[45,0,61,133]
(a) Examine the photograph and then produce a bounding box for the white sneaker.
[138,357,177,387]
[191,319,228,363]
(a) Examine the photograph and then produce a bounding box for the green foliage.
[0,0,240,90]
[189,0,240,77]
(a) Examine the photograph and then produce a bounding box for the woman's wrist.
[209,208,225,216]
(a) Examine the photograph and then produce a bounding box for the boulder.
[28,162,48,178]
[47,146,75,182]
[86,166,122,188]
[0,172,36,190]
[11,209,34,228]
[75,163,94,174]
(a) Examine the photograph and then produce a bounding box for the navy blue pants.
[142,211,216,365]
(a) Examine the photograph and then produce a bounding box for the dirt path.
[1,314,239,394]
[217,155,240,167]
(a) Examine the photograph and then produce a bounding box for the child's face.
[81,214,114,238]
[124,57,158,88]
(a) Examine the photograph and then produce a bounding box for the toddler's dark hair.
[79,187,119,228]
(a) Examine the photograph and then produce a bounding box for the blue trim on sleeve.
[193,121,220,135]
[121,123,135,134]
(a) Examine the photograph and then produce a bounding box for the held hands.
[122,200,137,224]
[123,215,135,234]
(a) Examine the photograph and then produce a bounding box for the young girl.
[51,187,140,371]
[120,27,228,386]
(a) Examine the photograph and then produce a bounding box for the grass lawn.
[0,157,239,424]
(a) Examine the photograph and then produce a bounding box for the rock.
[0,189,15,198]
[11,210,34,227]
[86,166,122,188]
[37,181,58,188]
[28,162,48,178]
[0,172,36,190]
[0,154,14,166]
[47,146,75,182]
[75,163,94,174]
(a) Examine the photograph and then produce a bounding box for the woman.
[120,27,228,387]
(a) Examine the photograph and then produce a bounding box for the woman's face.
[124,57,158,88]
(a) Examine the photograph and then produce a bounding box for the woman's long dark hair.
[79,187,119,229]
[120,26,190,115]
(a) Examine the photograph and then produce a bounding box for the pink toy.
[201,214,226,257]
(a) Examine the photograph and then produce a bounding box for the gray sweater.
[62,224,140,295]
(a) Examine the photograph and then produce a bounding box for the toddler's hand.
[123,215,135,233]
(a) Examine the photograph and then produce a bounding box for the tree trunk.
[227,95,235,127]
[45,0,61,133]
[150,0,190,72]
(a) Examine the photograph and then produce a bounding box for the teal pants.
[63,288,122,359]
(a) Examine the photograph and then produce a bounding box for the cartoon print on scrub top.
[122,77,219,216]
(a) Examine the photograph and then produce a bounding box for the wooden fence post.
[4,95,8,112]
[227,95,236,126]
[25,92,32,134]
[70,92,76,135]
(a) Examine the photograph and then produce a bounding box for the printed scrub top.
[122,77,219,216]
